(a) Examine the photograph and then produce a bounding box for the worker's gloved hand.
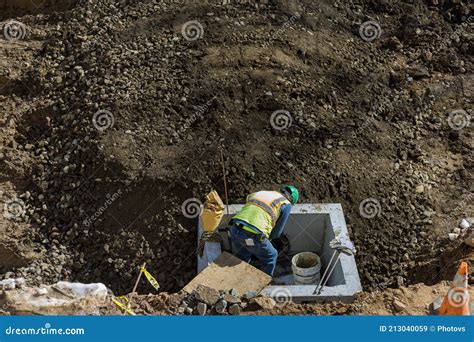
[329,235,356,256]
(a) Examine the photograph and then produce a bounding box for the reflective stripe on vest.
[232,191,290,237]
[247,196,288,225]
[247,198,277,224]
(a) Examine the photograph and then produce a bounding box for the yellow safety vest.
[232,191,290,237]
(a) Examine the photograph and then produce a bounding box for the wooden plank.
[183,251,272,295]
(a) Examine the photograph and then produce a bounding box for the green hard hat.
[280,185,299,205]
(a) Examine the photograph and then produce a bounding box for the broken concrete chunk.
[215,299,227,314]
[251,297,276,310]
[243,291,257,300]
[196,302,207,316]
[194,285,220,306]
[229,304,241,315]
[222,293,241,304]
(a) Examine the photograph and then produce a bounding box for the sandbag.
[200,190,225,232]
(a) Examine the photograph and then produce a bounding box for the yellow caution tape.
[141,266,160,291]
[112,296,136,315]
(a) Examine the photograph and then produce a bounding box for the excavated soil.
[0,0,473,302]
[99,281,474,316]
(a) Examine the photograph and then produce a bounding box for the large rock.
[229,304,241,316]
[222,293,241,304]
[193,285,220,306]
[250,297,276,310]
[196,302,207,316]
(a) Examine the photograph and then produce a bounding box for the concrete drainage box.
[197,204,362,303]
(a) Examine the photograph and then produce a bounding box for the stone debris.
[222,293,241,304]
[194,285,220,306]
[250,297,276,310]
[0,280,108,315]
[243,291,257,300]
[215,299,227,314]
[0,278,25,290]
[196,302,207,316]
[459,219,470,230]
[392,299,407,312]
[448,233,459,241]
[229,304,241,315]
[462,218,474,247]
[174,286,261,315]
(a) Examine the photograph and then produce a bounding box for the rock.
[251,297,276,310]
[448,233,459,241]
[387,36,403,51]
[0,279,16,290]
[229,288,239,297]
[415,185,424,193]
[222,293,241,304]
[393,299,406,312]
[243,291,257,300]
[215,299,227,314]
[194,285,220,306]
[196,302,207,316]
[407,65,430,79]
[396,276,405,288]
[452,227,461,235]
[14,278,25,288]
[229,304,241,315]
[464,231,474,247]
[35,287,48,296]
[459,219,470,230]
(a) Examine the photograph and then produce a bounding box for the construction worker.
[228,185,299,276]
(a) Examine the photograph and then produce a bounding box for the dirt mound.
[0,0,472,296]
[0,0,78,20]
[102,281,474,316]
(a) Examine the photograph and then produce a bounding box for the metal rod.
[316,252,341,295]
[314,250,337,294]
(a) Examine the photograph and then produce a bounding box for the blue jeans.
[229,224,278,276]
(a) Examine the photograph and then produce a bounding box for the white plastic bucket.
[291,252,321,285]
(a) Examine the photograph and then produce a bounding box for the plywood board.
[184,251,272,295]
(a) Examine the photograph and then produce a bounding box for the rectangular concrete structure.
[197,204,362,303]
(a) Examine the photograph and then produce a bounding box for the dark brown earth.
[0,0,472,303]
